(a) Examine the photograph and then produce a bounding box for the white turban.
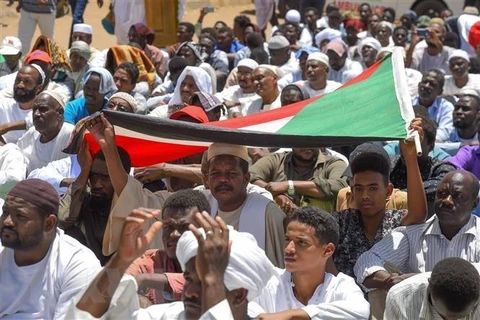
[307,52,330,67]
[109,92,138,113]
[448,49,470,62]
[315,28,342,48]
[237,58,259,70]
[358,37,382,56]
[176,226,276,301]
[168,66,212,113]
[82,67,117,95]
[377,21,393,31]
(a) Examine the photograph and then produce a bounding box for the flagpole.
[414,133,422,156]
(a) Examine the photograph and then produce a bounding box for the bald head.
[445,170,479,198]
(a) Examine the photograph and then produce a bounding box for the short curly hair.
[288,206,339,247]
[163,189,211,216]
[430,258,480,313]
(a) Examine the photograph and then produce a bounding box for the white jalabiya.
[297,80,342,97]
[254,268,370,319]
[0,143,27,199]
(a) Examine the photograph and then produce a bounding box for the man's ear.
[386,182,394,198]
[45,214,57,233]
[323,242,335,258]
[230,288,248,307]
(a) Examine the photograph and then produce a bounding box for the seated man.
[68,210,276,319]
[443,50,480,96]
[113,62,147,114]
[0,144,26,198]
[199,34,229,91]
[0,179,100,318]
[250,148,348,213]
[0,36,22,77]
[354,170,480,293]
[296,52,341,97]
[65,41,91,99]
[58,146,132,265]
[247,65,283,115]
[385,258,480,320]
[255,207,370,319]
[126,189,211,306]
[325,40,363,84]
[268,35,299,76]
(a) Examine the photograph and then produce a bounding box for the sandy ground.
[0,0,267,53]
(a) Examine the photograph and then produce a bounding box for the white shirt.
[279,54,300,76]
[298,80,342,97]
[0,228,101,319]
[247,93,282,115]
[28,155,81,195]
[411,45,455,75]
[384,264,480,320]
[327,59,363,84]
[254,268,370,319]
[0,143,27,199]
[0,98,32,144]
[443,74,480,96]
[0,77,71,106]
[354,215,480,287]
[216,85,261,117]
[16,122,74,174]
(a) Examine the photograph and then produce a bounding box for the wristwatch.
[287,180,295,196]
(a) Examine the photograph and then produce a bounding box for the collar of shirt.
[412,96,442,116]
[285,151,327,169]
[424,215,478,238]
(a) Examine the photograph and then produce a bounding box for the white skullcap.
[307,52,330,66]
[73,23,93,34]
[285,9,301,23]
[377,21,393,31]
[448,49,470,62]
[268,35,290,50]
[41,89,66,108]
[315,28,342,47]
[257,64,285,79]
[459,87,480,98]
[358,37,382,56]
[176,226,277,300]
[29,64,46,85]
[237,58,259,70]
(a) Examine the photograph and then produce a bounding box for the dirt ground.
[0,0,270,53]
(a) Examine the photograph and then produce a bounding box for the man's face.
[0,196,46,250]
[327,50,346,70]
[453,96,479,130]
[89,158,115,203]
[346,26,359,45]
[113,68,135,93]
[441,9,453,20]
[199,37,215,56]
[328,13,341,30]
[281,87,303,106]
[449,57,469,79]
[292,148,319,162]
[306,60,328,84]
[72,31,92,45]
[32,93,62,133]
[106,97,134,113]
[418,72,443,102]
[393,28,408,47]
[270,47,290,66]
[69,51,88,72]
[237,66,253,90]
[427,23,445,45]
[382,11,394,23]
[434,172,478,225]
[162,207,197,259]
[83,73,105,107]
[284,25,298,44]
[252,68,277,97]
[3,53,21,71]
[180,75,200,104]
[361,45,378,64]
[177,26,192,43]
[178,47,198,66]
[217,32,233,51]
[305,10,318,27]
[183,259,202,319]
[208,155,249,207]
[400,15,412,29]
[376,25,392,43]
[368,14,380,33]
[360,5,371,21]
[13,67,41,104]
[352,171,390,218]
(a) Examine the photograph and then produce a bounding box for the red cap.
[25,50,52,64]
[469,21,480,50]
[344,19,365,32]
[169,105,209,123]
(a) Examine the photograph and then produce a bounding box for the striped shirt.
[384,264,480,320]
[354,215,480,285]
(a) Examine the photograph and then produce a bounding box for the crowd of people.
[2,1,480,319]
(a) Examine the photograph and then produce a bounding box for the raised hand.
[86,113,116,149]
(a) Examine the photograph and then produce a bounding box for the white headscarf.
[168,66,212,113]
[315,28,342,48]
[82,67,117,95]
[176,226,276,301]
[358,37,382,57]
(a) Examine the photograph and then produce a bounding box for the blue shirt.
[215,40,245,54]
[383,141,450,161]
[64,96,108,125]
[412,96,454,142]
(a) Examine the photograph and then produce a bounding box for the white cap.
[237,58,259,70]
[0,36,22,55]
[358,37,382,56]
[448,49,470,62]
[268,35,290,50]
[314,28,342,48]
[73,23,93,34]
[307,52,330,67]
[458,87,480,97]
[285,9,301,23]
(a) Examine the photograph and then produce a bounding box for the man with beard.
[358,37,381,70]
[0,179,100,319]
[438,89,480,155]
[325,40,363,84]
[0,64,44,145]
[296,52,341,97]
[216,58,260,118]
[408,22,455,74]
[58,144,131,266]
[412,69,455,142]
[251,148,348,214]
[247,65,282,115]
[443,50,480,96]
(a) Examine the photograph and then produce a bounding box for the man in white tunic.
[295,52,341,98]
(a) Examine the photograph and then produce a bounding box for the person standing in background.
[68,0,104,48]
[16,0,56,53]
